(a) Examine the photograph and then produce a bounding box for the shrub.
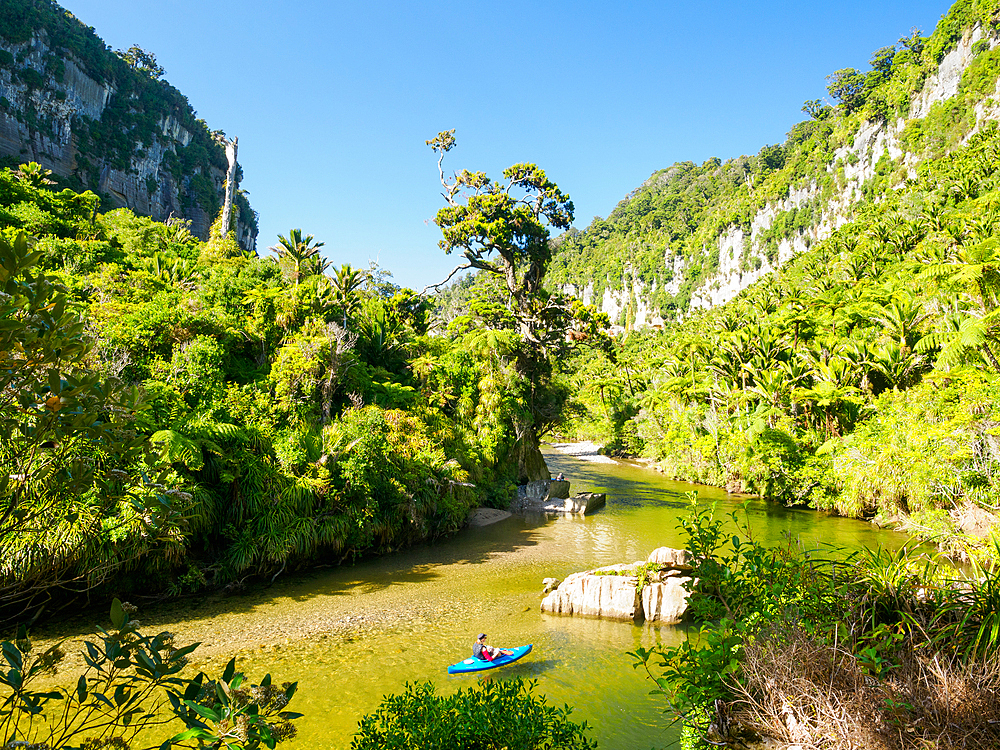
[351,678,597,750]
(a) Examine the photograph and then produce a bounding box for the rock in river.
[540,547,693,624]
[515,479,606,515]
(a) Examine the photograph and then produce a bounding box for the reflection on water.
[37,450,908,749]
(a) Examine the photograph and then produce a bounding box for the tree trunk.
[513,430,549,485]
[220,137,238,239]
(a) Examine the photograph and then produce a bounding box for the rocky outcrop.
[540,562,642,621]
[558,22,1000,327]
[642,576,691,623]
[466,507,512,527]
[513,479,606,515]
[540,547,693,624]
[0,20,256,249]
[647,546,692,567]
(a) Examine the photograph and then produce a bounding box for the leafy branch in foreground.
[0,599,301,750]
[632,495,1000,749]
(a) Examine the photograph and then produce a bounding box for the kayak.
[447,644,533,674]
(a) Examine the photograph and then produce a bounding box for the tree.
[269,229,325,287]
[425,130,575,482]
[115,44,165,80]
[351,678,596,750]
[0,232,178,622]
[826,68,867,113]
[801,99,831,121]
[13,162,55,188]
[867,46,897,84]
[332,263,368,327]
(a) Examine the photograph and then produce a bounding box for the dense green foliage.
[633,498,1000,748]
[0,599,301,749]
[350,678,597,750]
[0,161,567,619]
[560,119,1000,556]
[555,4,1000,557]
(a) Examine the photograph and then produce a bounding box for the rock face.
[515,480,606,515]
[540,563,642,621]
[0,19,256,249]
[540,547,694,624]
[647,546,692,568]
[642,577,691,623]
[556,23,1000,328]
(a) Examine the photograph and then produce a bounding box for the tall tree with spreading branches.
[425,130,576,482]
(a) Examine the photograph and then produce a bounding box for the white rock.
[540,568,641,621]
[642,577,693,624]
[646,547,692,567]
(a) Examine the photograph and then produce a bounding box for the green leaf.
[168,727,215,743]
[169,642,201,662]
[222,657,236,684]
[2,642,22,670]
[183,673,205,701]
[183,700,221,723]
[110,598,126,630]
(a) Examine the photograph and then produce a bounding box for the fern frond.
[150,429,204,471]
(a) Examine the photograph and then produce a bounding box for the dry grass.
[726,627,1000,750]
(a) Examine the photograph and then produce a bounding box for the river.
[33,448,907,749]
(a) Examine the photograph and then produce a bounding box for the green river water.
[36,449,908,749]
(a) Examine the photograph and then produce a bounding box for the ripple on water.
[31,450,908,749]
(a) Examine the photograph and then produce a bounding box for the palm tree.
[871,294,932,354]
[13,162,55,188]
[332,264,368,327]
[870,342,926,391]
[270,229,325,287]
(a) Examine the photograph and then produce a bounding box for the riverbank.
[20,451,910,749]
[555,434,1000,564]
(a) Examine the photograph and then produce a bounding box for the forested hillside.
[554,0,1000,560]
[549,0,1000,327]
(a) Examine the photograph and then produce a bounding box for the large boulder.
[540,563,643,621]
[517,480,605,515]
[548,480,571,499]
[647,547,693,569]
[541,549,695,624]
[642,576,693,624]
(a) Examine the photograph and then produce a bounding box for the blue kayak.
[447,644,533,674]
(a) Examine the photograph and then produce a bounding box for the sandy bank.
[547,441,617,464]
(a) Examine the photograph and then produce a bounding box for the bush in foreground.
[632,496,1000,749]
[351,677,597,750]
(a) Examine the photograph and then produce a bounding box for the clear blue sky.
[58,0,951,290]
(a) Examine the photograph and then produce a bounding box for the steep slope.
[550,0,1000,328]
[0,0,256,248]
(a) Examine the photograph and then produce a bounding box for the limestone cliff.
[0,0,256,249]
[549,5,1000,328]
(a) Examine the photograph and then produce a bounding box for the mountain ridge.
[549,1,1000,328]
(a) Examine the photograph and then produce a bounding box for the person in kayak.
[473,633,513,661]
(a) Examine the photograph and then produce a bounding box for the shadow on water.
[34,515,550,642]
[32,447,911,749]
